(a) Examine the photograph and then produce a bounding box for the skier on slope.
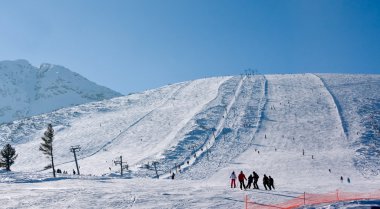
[230,171,237,188]
[238,171,247,190]
[246,174,254,189]
[171,172,175,180]
[253,171,259,189]
[263,174,270,190]
[268,176,275,190]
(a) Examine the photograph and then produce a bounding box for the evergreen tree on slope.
[39,124,56,177]
[0,144,18,171]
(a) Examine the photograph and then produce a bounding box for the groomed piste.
[0,74,379,208]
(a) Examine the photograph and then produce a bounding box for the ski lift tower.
[70,145,81,175]
[114,156,128,177]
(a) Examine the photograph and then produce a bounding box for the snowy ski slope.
[0,74,379,208]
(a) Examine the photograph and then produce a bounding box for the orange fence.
[245,190,380,209]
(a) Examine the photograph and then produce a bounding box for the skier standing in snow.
[171,172,175,180]
[253,171,259,189]
[230,171,237,188]
[263,174,270,190]
[246,174,254,189]
[268,176,275,190]
[238,171,247,190]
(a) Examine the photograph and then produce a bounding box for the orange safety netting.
[245,190,380,209]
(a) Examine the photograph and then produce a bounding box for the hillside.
[0,60,122,124]
[0,74,379,208]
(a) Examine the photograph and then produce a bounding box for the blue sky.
[1,0,380,94]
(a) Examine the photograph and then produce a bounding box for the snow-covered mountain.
[0,59,122,124]
[0,74,379,208]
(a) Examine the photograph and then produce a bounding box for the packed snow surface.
[0,74,379,208]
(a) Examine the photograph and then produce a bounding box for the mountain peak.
[0,59,33,70]
[39,63,54,71]
[0,59,123,124]
[13,59,31,65]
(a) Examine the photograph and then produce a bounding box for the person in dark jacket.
[253,171,259,189]
[263,174,269,190]
[238,171,247,190]
[246,174,254,189]
[268,176,275,190]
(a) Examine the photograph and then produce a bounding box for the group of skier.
[56,169,76,175]
[230,171,275,190]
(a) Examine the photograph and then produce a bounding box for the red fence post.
[336,189,339,201]
[245,194,248,209]
[304,192,306,205]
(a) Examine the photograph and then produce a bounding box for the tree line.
[1,124,55,177]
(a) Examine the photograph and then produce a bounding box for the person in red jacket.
[238,171,247,190]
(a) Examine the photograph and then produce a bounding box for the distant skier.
[73,169,76,175]
[268,176,275,190]
[347,177,350,183]
[253,171,259,189]
[246,174,254,189]
[340,176,343,183]
[263,174,270,190]
[171,172,175,180]
[230,171,237,188]
[238,171,247,190]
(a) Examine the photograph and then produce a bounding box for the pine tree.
[0,144,18,171]
[39,124,56,177]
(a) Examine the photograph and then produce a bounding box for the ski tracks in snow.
[312,73,348,140]
[177,75,268,179]
[160,76,246,179]
[55,82,191,167]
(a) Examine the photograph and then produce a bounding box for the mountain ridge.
[0,59,122,124]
